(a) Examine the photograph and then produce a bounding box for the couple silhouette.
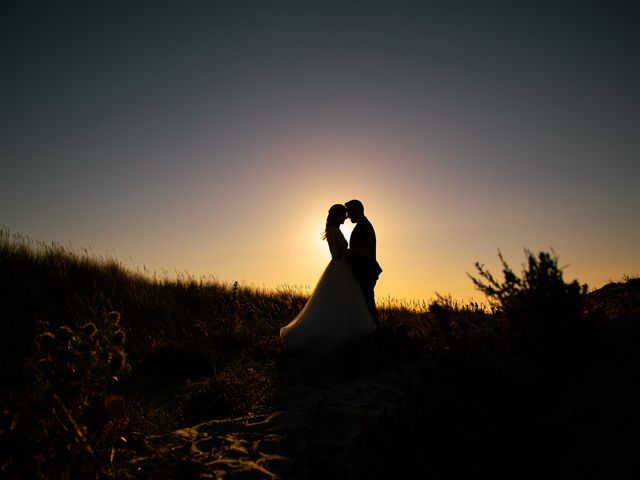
[280,199,382,354]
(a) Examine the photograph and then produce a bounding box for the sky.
[2,0,639,304]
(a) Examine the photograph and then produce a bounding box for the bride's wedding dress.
[280,225,377,353]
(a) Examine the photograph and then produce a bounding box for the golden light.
[188,123,450,302]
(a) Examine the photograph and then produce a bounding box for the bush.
[468,250,588,369]
[6,311,133,478]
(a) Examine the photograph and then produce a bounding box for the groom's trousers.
[360,277,379,328]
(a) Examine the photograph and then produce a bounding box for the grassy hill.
[1,228,638,478]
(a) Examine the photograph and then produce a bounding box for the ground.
[124,313,640,479]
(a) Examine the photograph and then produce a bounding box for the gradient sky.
[2,0,639,304]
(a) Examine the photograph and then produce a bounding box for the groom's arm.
[348,245,371,256]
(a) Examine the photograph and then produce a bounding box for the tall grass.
[1,228,616,478]
[0,228,314,477]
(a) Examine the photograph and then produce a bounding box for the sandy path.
[129,355,422,479]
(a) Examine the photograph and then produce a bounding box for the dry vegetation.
[1,227,637,478]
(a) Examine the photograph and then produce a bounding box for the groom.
[345,199,383,328]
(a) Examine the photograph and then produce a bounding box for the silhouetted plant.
[26,310,132,477]
[468,250,588,369]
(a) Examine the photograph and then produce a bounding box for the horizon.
[2,225,630,308]
[2,1,639,304]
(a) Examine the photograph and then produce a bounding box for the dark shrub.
[468,250,588,370]
[12,311,133,478]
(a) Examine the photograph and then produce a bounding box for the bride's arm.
[326,228,347,259]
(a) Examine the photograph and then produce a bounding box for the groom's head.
[345,199,364,223]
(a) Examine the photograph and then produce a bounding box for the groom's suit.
[347,216,382,327]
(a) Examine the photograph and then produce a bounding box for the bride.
[280,204,377,353]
